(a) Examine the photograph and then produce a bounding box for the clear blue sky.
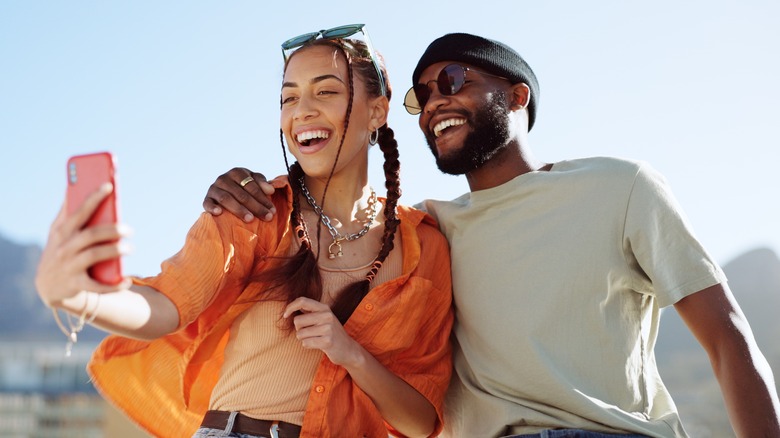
[1,0,778,278]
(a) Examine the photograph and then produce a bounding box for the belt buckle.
[269,421,280,438]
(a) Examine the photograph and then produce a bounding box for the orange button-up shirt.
[87,179,453,438]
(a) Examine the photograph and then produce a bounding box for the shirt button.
[315,385,325,393]
[364,303,374,311]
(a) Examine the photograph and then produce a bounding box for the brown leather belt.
[200,410,302,438]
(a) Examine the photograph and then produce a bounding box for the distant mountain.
[0,233,104,342]
[0,234,48,338]
[721,247,780,354]
[656,247,780,437]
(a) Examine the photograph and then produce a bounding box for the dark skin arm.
[674,283,780,436]
[202,168,277,222]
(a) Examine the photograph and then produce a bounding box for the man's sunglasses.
[281,23,387,97]
[403,64,509,115]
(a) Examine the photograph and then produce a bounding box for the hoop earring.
[369,129,379,145]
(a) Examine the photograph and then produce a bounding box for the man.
[203,33,780,437]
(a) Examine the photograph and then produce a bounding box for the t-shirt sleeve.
[622,163,726,308]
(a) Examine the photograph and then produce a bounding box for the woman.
[35,25,453,438]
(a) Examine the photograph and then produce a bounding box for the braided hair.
[254,37,401,325]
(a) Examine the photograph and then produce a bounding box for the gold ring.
[239,176,254,187]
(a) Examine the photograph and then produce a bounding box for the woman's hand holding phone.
[35,182,132,308]
[35,152,131,308]
[36,152,181,344]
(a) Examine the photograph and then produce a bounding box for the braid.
[313,42,354,264]
[288,163,311,247]
[376,125,402,259]
[258,38,400,326]
[280,128,292,175]
[247,145,321,328]
[329,125,402,324]
[318,42,354,216]
[280,129,312,250]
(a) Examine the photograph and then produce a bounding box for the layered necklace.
[299,177,379,259]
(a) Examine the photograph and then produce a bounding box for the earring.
[369,129,379,145]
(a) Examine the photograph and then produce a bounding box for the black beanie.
[412,33,540,131]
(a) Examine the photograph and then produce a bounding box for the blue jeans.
[507,430,649,438]
[192,428,266,438]
[192,411,272,438]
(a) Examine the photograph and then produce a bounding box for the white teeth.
[433,118,466,138]
[296,130,330,143]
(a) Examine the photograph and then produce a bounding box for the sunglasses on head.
[281,23,387,97]
[403,63,509,115]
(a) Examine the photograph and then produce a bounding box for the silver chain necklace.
[299,177,379,259]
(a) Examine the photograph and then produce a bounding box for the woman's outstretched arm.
[36,183,179,341]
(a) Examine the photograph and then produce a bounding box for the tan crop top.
[208,251,402,425]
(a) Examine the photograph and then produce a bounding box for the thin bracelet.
[51,293,100,357]
[52,306,79,357]
[51,308,71,338]
[67,291,91,333]
[85,292,101,325]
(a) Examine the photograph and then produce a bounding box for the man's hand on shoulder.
[202,167,277,222]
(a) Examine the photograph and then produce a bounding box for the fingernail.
[263,213,273,222]
[212,207,222,215]
[244,214,254,223]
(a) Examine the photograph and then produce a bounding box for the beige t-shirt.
[422,157,725,438]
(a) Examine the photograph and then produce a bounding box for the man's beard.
[425,91,511,176]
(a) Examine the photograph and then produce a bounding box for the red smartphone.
[66,152,123,285]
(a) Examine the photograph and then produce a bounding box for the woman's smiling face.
[280,44,378,181]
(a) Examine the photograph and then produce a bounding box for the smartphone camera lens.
[68,162,78,185]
